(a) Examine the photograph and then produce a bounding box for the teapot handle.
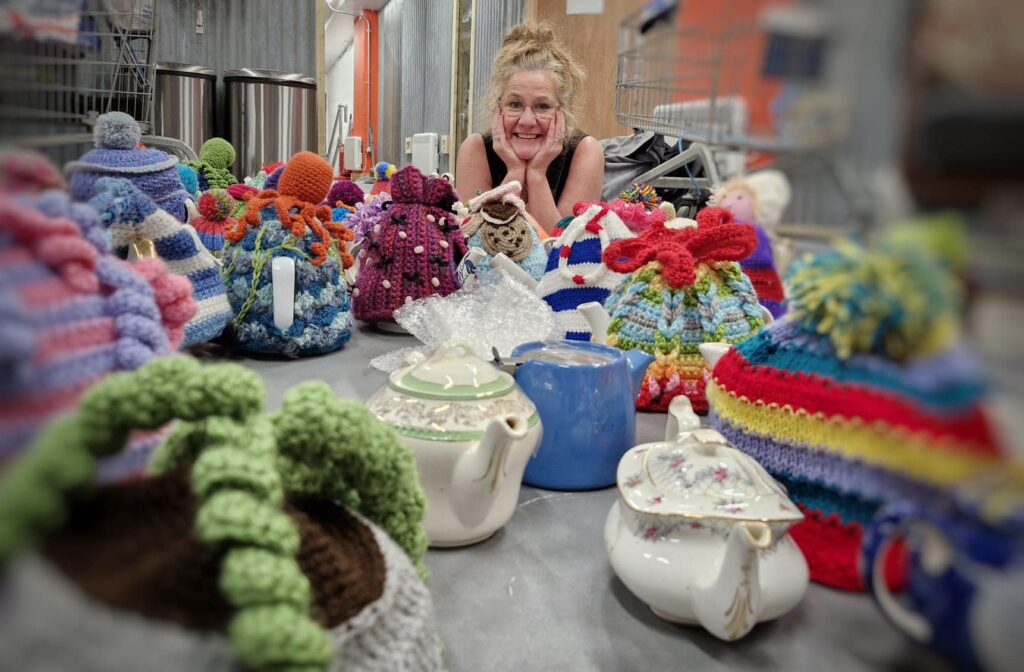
[863,505,936,644]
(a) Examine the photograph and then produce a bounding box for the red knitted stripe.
[713,348,1000,452]
[742,266,785,301]
[17,276,84,307]
[0,386,84,421]
[35,318,115,362]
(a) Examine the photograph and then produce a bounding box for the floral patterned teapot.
[604,396,809,640]
[366,341,542,547]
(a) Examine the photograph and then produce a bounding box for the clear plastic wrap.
[369,270,561,372]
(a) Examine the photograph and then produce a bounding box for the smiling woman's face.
[501,70,559,162]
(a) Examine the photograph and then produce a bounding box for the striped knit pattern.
[604,260,764,411]
[705,318,1003,590]
[221,204,353,357]
[0,196,194,468]
[352,167,466,324]
[88,177,231,346]
[536,204,634,340]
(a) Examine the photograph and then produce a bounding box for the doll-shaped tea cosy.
[88,177,232,347]
[598,206,765,412]
[66,112,191,222]
[460,181,547,282]
[222,151,355,357]
[704,242,1006,591]
[0,356,441,672]
[710,170,791,318]
[535,202,635,341]
[183,137,239,191]
[352,165,467,324]
[369,161,397,196]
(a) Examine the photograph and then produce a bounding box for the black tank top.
[482,129,587,203]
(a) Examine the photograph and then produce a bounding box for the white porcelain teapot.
[366,341,543,547]
[604,396,809,640]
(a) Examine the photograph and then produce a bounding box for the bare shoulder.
[455,133,493,200]
[574,135,604,162]
[459,132,486,155]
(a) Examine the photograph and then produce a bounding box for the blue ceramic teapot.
[862,470,1024,672]
[508,340,652,490]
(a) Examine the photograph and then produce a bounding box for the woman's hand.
[491,107,526,175]
[526,109,566,177]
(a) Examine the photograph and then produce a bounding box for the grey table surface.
[228,323,948,672]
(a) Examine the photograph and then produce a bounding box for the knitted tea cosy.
[89,177,232,346]
[0,196,195,469]
[704,242,1004,591]
[264,164,286,191]
[0,149,66,193]
[177,163,200,200]
[222,151,355,357]
[66,112,190,222]
[326,178,364,224]
[191,188,236,256]
[711,171,791,318]
[0,356,439,672]
[183,137,239,191]
[600,206,764,412]
[535,203,634,341]
[352,166,467,324]
[369,161,397,196]
[461,181,547,281]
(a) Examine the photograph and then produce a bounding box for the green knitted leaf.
[229,604,332,671]
[196,490,300,556]
[221,547,311,610]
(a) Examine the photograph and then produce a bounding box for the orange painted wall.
[352,10,379,172]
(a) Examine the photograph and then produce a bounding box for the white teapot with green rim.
[366,341,542,547]
[604,395,809,640]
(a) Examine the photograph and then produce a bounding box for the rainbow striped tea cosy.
[461,181,547,282]
[536,202,634,341]
[222,151,355,357]
[705,241,1005,590]
[352,166,466,324]
[600,206,765,412]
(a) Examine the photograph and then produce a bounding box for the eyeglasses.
[500,100,560,122]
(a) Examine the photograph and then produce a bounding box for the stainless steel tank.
[153,63,216,153]
[224,69,318,180]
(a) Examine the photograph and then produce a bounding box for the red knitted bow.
[602,206,757,288]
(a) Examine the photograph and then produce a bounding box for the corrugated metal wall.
[471,0,523,133]
[156,0,317,136]
[378,0,403,164]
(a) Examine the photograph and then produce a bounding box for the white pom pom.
[94,112,142,149]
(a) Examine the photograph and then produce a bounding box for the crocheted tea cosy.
[183,137,239,191]
[66,112,191,222]
[177,163,200,199]
[0,356,438,672]
[191,188,236,256]
[704,243,1004,591]
[89,177,232,346]
[369,161,397,196]
[0,149,66,193]
[461,181,547,281]
[600,207,764,412]
[711,171,791,318]
[352,166,467,324]
[222,151,355,357]
[536,203,634,341]
[0,195,195,469]
[264,164,286,191]
[326,178,364,224]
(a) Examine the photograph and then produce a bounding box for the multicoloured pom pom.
[619,182,662,210]
[198,189,234,221]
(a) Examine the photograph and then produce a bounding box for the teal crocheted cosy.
[0,356,429,672]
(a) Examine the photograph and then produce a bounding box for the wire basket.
[615,0,849,153]
[0,0,158,163]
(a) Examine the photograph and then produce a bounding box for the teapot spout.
[693,521,771,641]
[698,342,731,370]
[491,252,538,291]
[665,396,701,442]
[578,301,611,344]
[451,414,529,528]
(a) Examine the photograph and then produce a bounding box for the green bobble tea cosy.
[0,356,440,672]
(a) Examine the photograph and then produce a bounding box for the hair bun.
[504,22,555,46]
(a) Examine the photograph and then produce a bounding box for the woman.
[456,23,604,234]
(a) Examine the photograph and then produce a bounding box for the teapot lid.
[389,341,515,401]
[617,429,803,523]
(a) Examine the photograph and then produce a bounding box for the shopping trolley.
[614,0,868,234]
[0,0,194,164]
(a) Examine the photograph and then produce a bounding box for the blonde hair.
[483,22,586,134]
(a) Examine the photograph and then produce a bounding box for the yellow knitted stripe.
[706,381,997,486]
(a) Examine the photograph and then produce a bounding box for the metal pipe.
[326,1,373,167]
